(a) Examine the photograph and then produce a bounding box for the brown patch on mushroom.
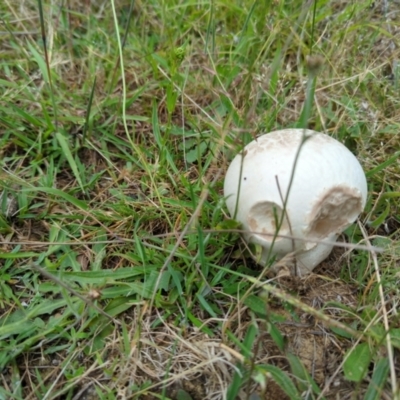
[247,201,290,239]
[306,185,364,239]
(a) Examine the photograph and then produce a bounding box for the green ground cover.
[1,1,400,399]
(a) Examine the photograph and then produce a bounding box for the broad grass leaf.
[343,342,372,382]
[7,104,43,126]
[168,264,183,295]
[186,311,214,336]
[27,187,88,210]
[104,297,135,317]
[330,325,356,339]
[152,100,162,147]
[243,296,287,352]
[287,353,322,395]
[389,328,400,349]
[28,298,68,319]
[0,299,67,339]
[60,266,156,284]
[242,323,258,358]
[215,218,241,231]
[268,322,286,352]
[366,152,400,178]
[185,141,207,164]
[27,41,49,83]
[55,132,85,192]
[260,364,300,400]
[176,389,193,400]
[243,294,267,318]
[364,358,389,400]
[0,319,35,340]
[196,293,218,318]
[226,368,243,400]
[101,282,153,299]
[369,200,390,228]
[0,251,38,259]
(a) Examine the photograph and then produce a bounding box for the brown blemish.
[247,201,290,239]
[306,185,363,239]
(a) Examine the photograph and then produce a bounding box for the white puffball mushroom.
[224,129,368,276]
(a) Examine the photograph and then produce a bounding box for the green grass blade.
[27,40,49,83]
[287,353,322,395]
[25,186,88,210]
[343,343,372,382]
[82,75,97,141]
[364,358,390,400]
[55,131,85,192]
[261,364,300,400]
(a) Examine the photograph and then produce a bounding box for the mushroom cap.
[224,129,368,275]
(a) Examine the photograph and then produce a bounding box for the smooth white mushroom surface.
[224,129,368,275]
